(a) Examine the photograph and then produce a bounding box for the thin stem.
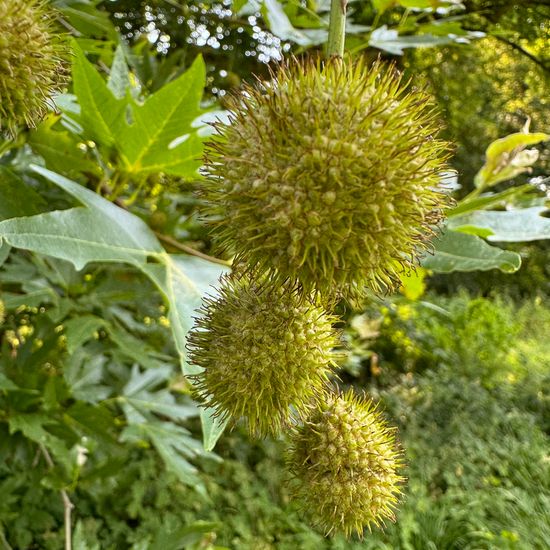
[0,530,13,550]
[327,0,347,58]
[56,16,82,37]
[0,132,24,156]
[493,34,549,72]
[155,232,231,267]
[61,492,74,550]
[0,141,14,157]
[461,186,483,203]
[97,182,228,266]
[40,445,73,550]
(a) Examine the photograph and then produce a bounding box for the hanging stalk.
[327,0,347,58]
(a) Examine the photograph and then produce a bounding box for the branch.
[40,445,74,550]
[492,35,549,72]
[327,0,347,58]
[0,531,13,550]
[98,184,230,267]
[155,233,231,267]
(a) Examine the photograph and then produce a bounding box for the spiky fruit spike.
[0,300,4,325]
[0,0,68,137]
[286,390,404,537]
[187,274,341,437]
[202,57,451,299]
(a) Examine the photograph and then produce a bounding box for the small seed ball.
[286,391,403,536]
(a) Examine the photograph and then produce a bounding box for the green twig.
[40,445,73,550]
[461,186,484,203]
[155,232,232,267]
[327,0,347,58]
[0,530,13,550]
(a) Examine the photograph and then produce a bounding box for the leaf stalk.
[327,0,347,58]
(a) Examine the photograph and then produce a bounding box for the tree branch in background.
[39,445,73,550]
[492,35,549,72]
[155,232,231,266]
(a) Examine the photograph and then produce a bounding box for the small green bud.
[148,210,168,231]
[286,391,403,537]
[187,274,341,437]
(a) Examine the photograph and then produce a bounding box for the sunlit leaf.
[117,56,206,177]
[71,43,207,178]
[474,130,550,189]
[72,42,127,148]
[107,45,131,100]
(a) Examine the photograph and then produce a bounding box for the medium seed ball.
[187,275,341,437]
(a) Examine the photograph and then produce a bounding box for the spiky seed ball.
[0,0,68,136]
[286,391,403,537]
[187,275,341,437]
[202,58,451,298]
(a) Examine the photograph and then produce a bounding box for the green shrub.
[345,292,548,386]
[373,368,550,550]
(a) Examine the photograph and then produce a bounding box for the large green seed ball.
[187,275,341,437]
[0,0,68,136]
[202,58,451,298]
[286,391,403,537]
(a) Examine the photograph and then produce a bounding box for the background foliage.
[0,0,549,548]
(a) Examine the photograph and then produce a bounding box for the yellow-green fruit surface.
[286,391,403,537]
[0,0,67,136]
[187,275,340,437]
[203,58,451,298]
